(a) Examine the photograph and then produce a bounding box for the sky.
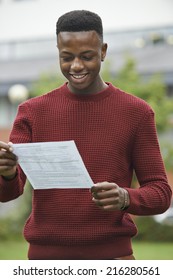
[0,0,173,41]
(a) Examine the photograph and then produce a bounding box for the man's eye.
[82,56,93,61]
[61,57,73,62]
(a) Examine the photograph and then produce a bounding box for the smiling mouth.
[70,74,88,80]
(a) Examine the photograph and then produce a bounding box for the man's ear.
[101,43,108,61]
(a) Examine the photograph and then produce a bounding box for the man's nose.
[71,57,84,71]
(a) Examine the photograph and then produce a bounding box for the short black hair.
[56,10,103,41]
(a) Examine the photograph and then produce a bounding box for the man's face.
[57,30,107,94]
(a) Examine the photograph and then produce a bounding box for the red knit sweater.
[0,83,172,259]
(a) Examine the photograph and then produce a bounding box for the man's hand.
[0,141,18,180]
[91,181,130,211]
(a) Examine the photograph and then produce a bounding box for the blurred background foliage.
[0,56,173,242]
[103,56,172,133]
[0,182,32,240]
[134,216,173,242]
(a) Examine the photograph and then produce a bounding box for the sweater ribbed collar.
[61,82,113,102]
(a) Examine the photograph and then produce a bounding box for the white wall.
[0,0,173,41]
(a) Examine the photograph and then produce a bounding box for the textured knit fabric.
[0,83,172,259]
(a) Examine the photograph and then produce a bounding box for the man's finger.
[0,159,17,167]
[91,182,118,193]
[0,141,12,152]
[8,142,14,152]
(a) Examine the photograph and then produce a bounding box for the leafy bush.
[134,216,173,242]
[102,57,172,133]
[0,181,32,240]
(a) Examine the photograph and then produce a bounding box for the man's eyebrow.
[60,51,72,55]
[81,50,95,54]
[60,50,95,55]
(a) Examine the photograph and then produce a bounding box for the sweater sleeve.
[126,108,172,215]
[0,166,26,202]
[0,102,32,202]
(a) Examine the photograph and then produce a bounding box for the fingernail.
[9,146,13,152]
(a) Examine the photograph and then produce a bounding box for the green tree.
[102,57,172,133]
[30,72,65,97]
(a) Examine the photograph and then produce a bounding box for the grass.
[0,239,173,260]
[0,239,28,260]
[132,241,173,260]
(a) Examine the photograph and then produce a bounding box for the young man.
[0,10,172,260]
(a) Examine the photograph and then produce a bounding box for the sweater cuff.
[0,168,22,202]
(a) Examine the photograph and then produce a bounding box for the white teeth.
[71,74,86,79]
